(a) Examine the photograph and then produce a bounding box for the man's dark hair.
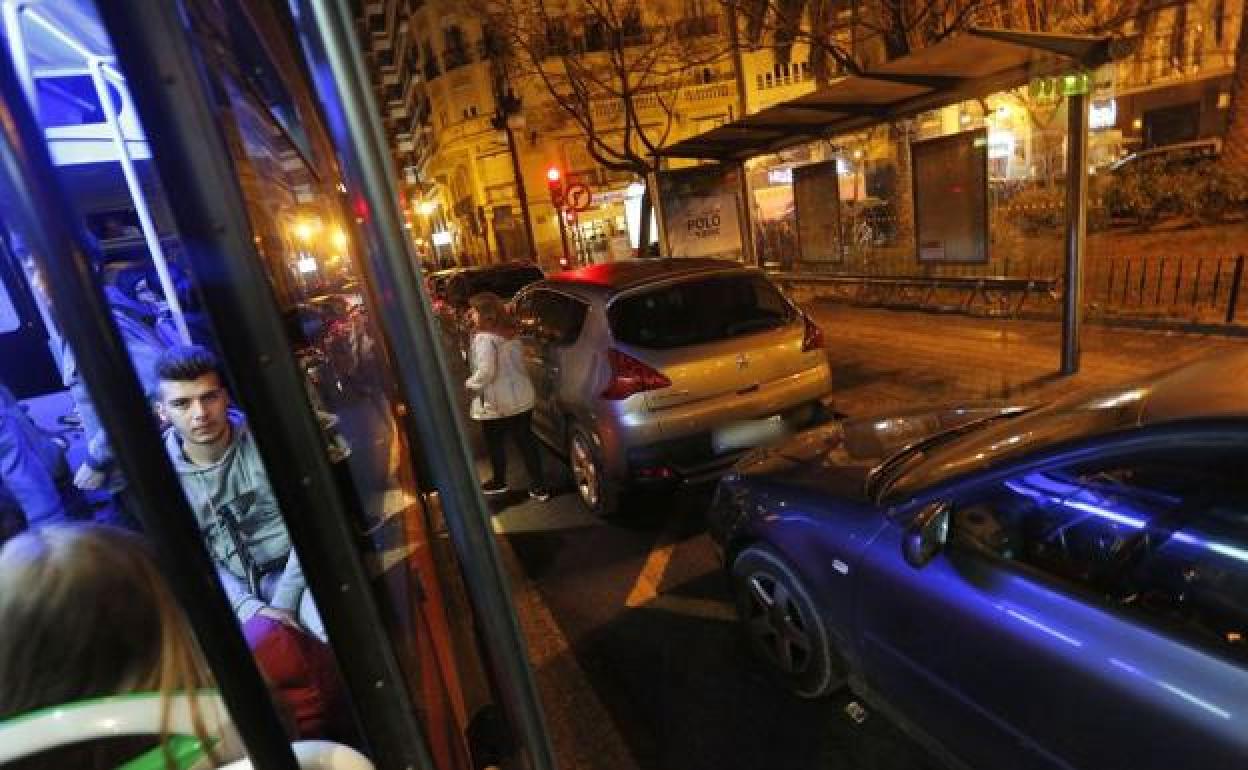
[154,344,222,384]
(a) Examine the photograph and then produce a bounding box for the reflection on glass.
[183,1,503,766]
[0,0,356,759]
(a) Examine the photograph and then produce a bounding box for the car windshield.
[608,273,794,349]
[866,412,1022,502]
[881,387,1144,502]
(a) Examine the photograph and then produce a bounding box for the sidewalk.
[804,301,1248,417]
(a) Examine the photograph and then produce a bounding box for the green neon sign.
[1029,71,1091,103]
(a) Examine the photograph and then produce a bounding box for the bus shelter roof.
[657,28,1119,162]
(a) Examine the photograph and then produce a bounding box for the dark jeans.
[481,410,543,489]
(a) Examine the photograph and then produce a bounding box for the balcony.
[683,82,732,102]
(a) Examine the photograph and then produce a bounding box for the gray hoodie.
[164,412,303,618]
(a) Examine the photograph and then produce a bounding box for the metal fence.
[775,254,1248,327]
[1084,254,1247,324]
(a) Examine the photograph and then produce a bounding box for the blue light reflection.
[1109,658,1232,720]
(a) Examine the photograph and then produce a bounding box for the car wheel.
[731,544,845,698]
[568,427,620,518]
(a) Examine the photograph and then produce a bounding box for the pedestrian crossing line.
[624,514,683,608]
[645,594,737,623]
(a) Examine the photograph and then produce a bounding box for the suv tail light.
[801,314,825,352]
[601,348,671,400]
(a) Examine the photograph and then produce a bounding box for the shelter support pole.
[1061,92,1088,375]
[648,168,669,256]
[738,160,758,266]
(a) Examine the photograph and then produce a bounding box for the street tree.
[477,0,733,251]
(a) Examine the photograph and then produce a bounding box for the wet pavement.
[485,304,1246,770]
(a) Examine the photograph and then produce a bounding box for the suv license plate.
[712,415,789,454]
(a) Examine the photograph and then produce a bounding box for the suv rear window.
[608,273,793,349]
[455,267,543,305]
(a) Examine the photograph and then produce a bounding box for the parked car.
[708,352,1248,770]
[1107,138,1221,173]
[429,263,544,317]
[514,258,833,517]
[429,263,544,357]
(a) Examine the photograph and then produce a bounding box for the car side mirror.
[903,502,950,569]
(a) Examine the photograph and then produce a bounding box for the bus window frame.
[0,39,301,770]
[95,2,438,767]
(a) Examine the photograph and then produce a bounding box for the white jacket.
[465,331,536,419]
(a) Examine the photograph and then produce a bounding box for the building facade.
[357,0,1245,268]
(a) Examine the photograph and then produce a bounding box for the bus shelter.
[657,28,1129,374]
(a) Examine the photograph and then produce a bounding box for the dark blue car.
[709,352,1248,770]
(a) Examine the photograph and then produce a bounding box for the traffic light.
[546,166,564,208]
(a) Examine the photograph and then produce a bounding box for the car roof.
[888,350,1248,498]
[544,258,752,295]
[435,262,540,276]
[1109,138,1222,170]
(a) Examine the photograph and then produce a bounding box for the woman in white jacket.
[464,293,550,501]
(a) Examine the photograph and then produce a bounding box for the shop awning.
[658,28,1121,162]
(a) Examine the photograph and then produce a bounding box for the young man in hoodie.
[154,344,323,639]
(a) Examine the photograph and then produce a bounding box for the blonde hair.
[468,291,513,335]
[0,525,217,763]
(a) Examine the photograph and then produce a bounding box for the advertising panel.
[793,160,842,263]
[912,129,989,264]
[658,165,746,260]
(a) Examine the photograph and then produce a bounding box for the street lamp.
[490,85,538,261]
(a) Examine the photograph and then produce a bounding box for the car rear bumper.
[598,361,831,474]
[620,396,829,486]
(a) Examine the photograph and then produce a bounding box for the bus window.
[177,2,501,765]
[3,1,511,768]
[0,3,359,765]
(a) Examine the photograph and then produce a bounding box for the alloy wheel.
[741,571,812,675]
[570,433,599,509]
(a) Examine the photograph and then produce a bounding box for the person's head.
[154,345,231,447]
[466,291,511,334]
[0,524,212,720]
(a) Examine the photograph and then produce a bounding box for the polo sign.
[668,194,741,258]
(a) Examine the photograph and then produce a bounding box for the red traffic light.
[547,166,565,207]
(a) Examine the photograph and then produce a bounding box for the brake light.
[601,349,671,400]
[801,314,825,352]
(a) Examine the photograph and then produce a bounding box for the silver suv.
[513,259,833,516]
